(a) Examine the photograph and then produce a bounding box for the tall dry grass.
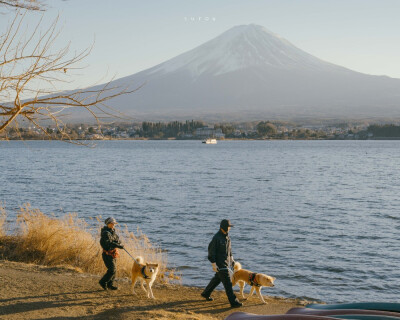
[0,205,6,237]
[0,204,172,281]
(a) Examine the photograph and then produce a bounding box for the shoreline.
[0,260,312,320]
[2,137,399,141]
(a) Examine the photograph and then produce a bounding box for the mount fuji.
[88,24,400,121]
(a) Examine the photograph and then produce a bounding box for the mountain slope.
[85,24,400,120]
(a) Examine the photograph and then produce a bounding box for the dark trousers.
[100,253,116,285]
[202,269,238,305]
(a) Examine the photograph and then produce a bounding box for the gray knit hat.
[105,217,117,225]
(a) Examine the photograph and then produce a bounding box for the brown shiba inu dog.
[231,262,275,304]
[131,256,159,299]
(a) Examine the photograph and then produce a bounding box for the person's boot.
[99,280,107,290]
[201,292,214,301]
[107,283,118,290]
[230,300,243,308]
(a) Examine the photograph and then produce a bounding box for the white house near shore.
[194,127,225,138]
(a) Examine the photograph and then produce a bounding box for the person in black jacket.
[99,217,124,290]
[201,219,242,308]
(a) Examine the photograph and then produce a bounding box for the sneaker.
[201,292,214,301]
[230,301,243,308]
[107,284,118,290]
[99,280,107,290]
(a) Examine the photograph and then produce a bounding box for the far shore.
[3,137,400,142]
[0,260,314,320]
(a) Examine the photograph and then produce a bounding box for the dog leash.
[217,267,234,275]
[123,248,139,264]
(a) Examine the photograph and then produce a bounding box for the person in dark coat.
[99,217,124,290]
[201,219,242,308]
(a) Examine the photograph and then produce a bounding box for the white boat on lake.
[202,138,217,144]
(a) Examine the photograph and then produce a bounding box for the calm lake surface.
[1,140,399,303]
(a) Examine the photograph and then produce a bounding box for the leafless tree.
[0,0,44,11]
[0,4,138,143]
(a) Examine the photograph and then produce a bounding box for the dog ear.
[154,264,159,267]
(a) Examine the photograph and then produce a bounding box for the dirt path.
[0,260,307,319]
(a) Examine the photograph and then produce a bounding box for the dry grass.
[0,206,6,237]
[0,204,172,281]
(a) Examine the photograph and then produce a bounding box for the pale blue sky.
[2,0,400,89]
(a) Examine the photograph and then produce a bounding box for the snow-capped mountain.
[147,24,344,77]
[85,24,400,121]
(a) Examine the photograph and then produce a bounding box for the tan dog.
[231,262,275,304]
[131,256,159,299]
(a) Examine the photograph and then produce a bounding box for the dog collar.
[141,266,150,279]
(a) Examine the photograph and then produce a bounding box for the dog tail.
[234,262,242,271]
[135,256,144,264]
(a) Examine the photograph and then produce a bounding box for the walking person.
[201,219,242,308]
[99,217,124,290]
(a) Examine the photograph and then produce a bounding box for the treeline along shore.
[0,205,307,320]
[3,120,400,141]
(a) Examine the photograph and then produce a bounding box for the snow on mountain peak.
[147,24,339,79]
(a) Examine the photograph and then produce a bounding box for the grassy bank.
[0,205,311,319]
[0,204,172,280]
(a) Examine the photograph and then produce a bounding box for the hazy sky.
[2,0,400,89]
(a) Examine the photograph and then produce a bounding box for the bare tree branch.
[0,13,139,144]
[0,0,45,11]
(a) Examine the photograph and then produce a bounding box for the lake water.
[1,140,399,303]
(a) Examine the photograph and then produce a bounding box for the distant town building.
[87,134,103,140]
[194,127,225,138]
